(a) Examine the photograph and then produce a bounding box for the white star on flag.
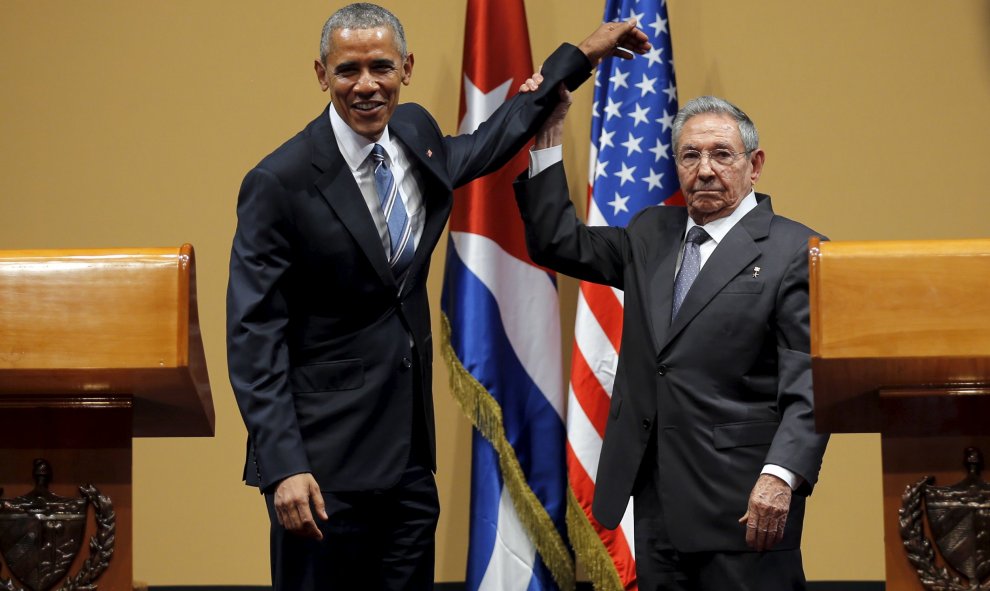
[629,103,651,126]
[595,159,610,180]
[604,97,623,120]
[634,73,657,97]
[643,168,664,190]
[649,13,668,36]
[644,46,664,68]
[615,162,636,185]
[621,132,643,156]
[663,81,678,103]
[609,68,630,89]
[458,75,513,134]
[608,192,631,214]
[600,129,616,149]
[657,108,675,132]
[649,137,670,161]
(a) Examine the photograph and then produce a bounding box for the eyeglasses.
[675,148,752,170]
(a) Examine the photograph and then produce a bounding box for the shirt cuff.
[528,144,563,177]
[761,464,804,491]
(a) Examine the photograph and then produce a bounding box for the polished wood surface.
[0,244,214,436]
[809,238,990,433]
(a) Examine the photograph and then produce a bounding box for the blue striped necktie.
[370,144,415,279]
[671,225,710,319]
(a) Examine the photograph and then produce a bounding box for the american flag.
[567,0,680,589]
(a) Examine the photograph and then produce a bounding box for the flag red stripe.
[579,281,624,351]
[567,445,638,589]
[569,344,611,439]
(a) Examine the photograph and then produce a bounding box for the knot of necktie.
[685,225,710,246]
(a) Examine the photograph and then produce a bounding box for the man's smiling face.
[315,26,414,141]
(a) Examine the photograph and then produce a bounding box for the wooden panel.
[810,238,990,359]
[0,245,214,437]
[0,405,132,591]
[881,435,990,590]
[809,238,990,434]
[0,248,182,369]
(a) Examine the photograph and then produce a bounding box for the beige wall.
[2,0,988,584]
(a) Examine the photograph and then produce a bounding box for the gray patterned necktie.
[370,144,415,279]
[671,225,711,319]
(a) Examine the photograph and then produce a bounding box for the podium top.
[811,237,990,359]
[0,244,214,437]
[809,237,990,434]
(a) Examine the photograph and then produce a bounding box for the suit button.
[642,419,651,430]
[656,364,668,376]
[401,357,413,370]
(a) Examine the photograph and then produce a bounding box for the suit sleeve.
[513,161,628,288]
[226,167,310,491]
[442,43,592,187]
[765,239,829,496]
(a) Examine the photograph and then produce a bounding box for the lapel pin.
[752,266,761,278]
[426,148,433,158]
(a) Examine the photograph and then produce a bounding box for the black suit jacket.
[227,44,591,494]
[514,163,829,553]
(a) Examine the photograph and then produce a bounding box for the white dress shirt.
[329,105,425,258]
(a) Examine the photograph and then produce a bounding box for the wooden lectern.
[809,238,990,589]
[0,245,214,590]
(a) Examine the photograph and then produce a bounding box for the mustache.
[691,183,724,192]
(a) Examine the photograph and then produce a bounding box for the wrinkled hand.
[274,472,328,540]
[578,18,651,66]
[738,473,791,551]
[534,83,572,150]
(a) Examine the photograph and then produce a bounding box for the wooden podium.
[809,238,990,589]
[0,245,214,590]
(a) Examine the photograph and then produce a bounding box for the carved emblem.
[0,459,115,591]
[900,447,990,590]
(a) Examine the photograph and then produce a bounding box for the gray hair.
[671,95,759,153]
[319,3,407,64]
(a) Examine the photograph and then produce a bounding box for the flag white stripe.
[451,231,565,419]
[478,486,538,591]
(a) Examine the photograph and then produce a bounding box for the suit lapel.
[389,115,453,295]
[662,196,774,349]
[644,208,688,351]
[309,107,396,289]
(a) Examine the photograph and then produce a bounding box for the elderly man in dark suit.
[513,92,829,590]
[226,3,649,589]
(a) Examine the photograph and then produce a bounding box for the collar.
[328,104,398,171]
[685,190,757,243]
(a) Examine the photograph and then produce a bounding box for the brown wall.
[2,0,988,584]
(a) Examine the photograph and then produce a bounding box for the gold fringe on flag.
[441,313,575,591]
[566,488,624,591]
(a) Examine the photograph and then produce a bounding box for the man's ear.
[401,53,414,86]
[314,59,329,92]
[749,148,766,184]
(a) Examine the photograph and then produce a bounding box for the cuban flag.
[439,0,572,589]
[566,1,681,589]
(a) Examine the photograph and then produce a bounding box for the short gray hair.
[319,3,407,64]
[671,96,759,153]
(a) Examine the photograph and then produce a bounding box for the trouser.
[632,434,806,590]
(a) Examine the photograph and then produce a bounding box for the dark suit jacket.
[514,162,829,553]
[226,44,591,494]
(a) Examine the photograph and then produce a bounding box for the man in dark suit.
[226,3,648,589]
[513,92,829,589]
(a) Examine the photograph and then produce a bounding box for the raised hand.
[577,18,651,66]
